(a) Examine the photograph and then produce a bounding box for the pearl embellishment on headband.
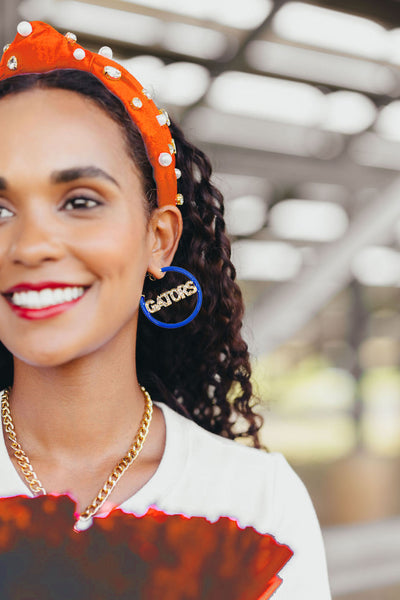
[7,56,17,70]
[104,65,121,80]
[2,44,10,53]
[73,48,85,61]
[65,32,77,42]
[175,168,182,179]
[131,97,143,109]
[142,88,153,99]
[159,152,173,167]
[17,21,32,37]
[98,46,113,59]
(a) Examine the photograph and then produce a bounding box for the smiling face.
[0,87,180,367]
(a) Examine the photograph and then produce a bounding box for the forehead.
[0,87,134,178]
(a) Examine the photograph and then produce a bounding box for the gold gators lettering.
[145,281,197,314]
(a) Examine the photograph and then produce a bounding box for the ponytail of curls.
[137,120,264,447]
[0,70,264,448]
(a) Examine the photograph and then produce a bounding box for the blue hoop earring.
[140,266,203,329]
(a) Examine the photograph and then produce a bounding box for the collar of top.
[0,20,180,207]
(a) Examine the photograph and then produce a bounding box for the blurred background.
[2,0,400,596]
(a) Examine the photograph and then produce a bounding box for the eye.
[63,196,101,211]
[0,206,14,220]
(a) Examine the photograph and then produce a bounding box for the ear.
[147,205,183,278]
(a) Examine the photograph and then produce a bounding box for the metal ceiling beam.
[202,142,396,190]
[180,0,290,122]
[319,0,400,24]
[244,176,400,356]
[219,0,290,73]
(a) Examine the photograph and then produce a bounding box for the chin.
[6,336,90,369]
[13,349,78,369]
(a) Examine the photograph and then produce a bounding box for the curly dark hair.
[0,70,263,447]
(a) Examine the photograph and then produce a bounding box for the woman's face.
[0,87,177,367]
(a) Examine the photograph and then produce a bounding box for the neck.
[7,334,146,465]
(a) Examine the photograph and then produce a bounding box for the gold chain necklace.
[0,386,153,531]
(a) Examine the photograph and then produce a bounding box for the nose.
[8,213,64,267]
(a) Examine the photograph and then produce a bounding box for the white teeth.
[27,291,39,309]
[53,288,64,304]
[39,289,52,306]
[10,287,85,309]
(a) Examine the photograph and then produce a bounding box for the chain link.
[1,395,46,495]
[79,388,153,521]
[1,386,153,525]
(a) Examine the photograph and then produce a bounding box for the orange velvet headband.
[0,20,181,208]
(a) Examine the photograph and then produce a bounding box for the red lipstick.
[3,282,84,294]
[7,297,86,320]
[2,282,89,321]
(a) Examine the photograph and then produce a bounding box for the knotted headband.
[0,20,181,207]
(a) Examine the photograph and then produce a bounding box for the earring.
[140,266,202,329]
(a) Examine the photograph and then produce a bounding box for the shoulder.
[148,404,332,598]
[160,400,281,474]
[158,403,313,532]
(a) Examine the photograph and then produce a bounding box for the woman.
[0,21,331,598]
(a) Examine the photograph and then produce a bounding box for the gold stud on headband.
[157,109,171,127]
[7,56,17,70]
[65,32,77,42]
[168,139,176,155]
[103,65,122,80]
[131,97,143,109]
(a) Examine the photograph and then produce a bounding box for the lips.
[3,281,87,294]
[1,282,90,319]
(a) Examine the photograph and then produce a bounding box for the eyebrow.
[0,167,120,191]
[50,166,120,188]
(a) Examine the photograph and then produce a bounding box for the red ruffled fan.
[0,495,293,599]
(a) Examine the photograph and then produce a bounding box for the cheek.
[71,218,149,284]
[0,224,18,260]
